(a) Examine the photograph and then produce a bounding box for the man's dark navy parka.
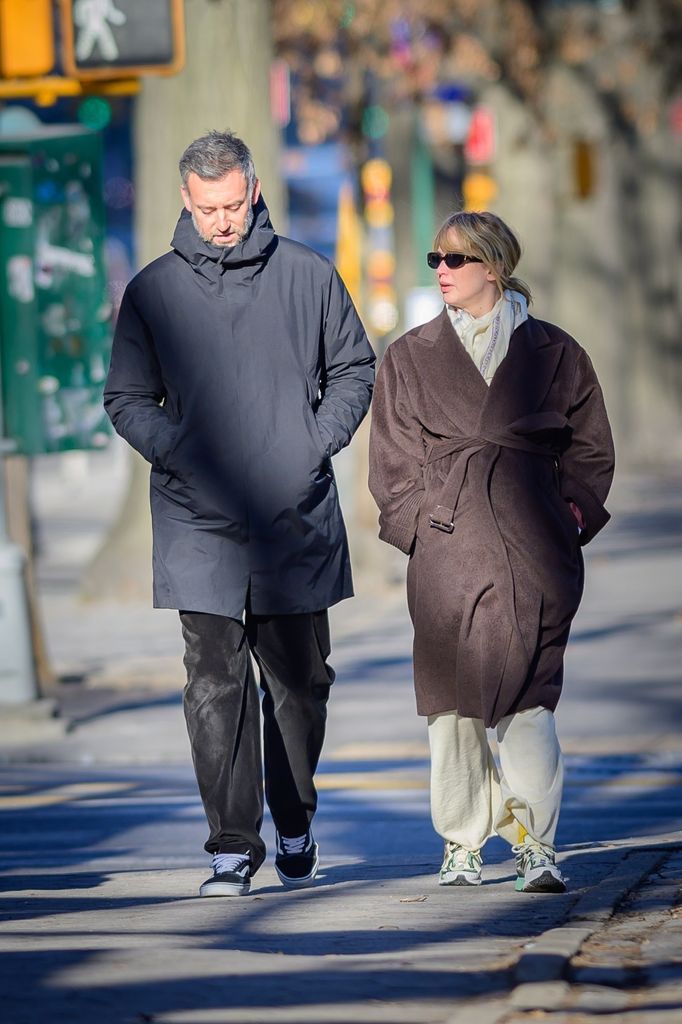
[104,197,375,616]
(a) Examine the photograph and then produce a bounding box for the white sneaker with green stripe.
[513,837,566,893]
[439,841,483,886]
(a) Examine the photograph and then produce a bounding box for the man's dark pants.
[180,608,334,875]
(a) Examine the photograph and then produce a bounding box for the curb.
[448,843,680,1023]
[510,846,674,1012]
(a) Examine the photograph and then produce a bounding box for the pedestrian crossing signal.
[60,0,185,80]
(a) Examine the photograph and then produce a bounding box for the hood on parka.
[170,194,277,284]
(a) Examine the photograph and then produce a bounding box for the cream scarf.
[447,289,528,385]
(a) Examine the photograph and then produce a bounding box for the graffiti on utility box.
[0,125,111,455]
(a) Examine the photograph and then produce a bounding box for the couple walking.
[105,131,614,898]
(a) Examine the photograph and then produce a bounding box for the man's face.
[181,169,261,247]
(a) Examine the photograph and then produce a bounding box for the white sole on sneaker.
[199,878,250,897]
[439,872,482,886]
[275,847,320,889]
[515,868,566,893]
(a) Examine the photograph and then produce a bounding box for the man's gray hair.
[179,130,257,194]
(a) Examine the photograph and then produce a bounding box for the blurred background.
[0,0,680,705]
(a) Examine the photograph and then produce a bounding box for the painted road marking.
[328,741,430,760]
[1,764,680,804]
[0,782,135,809]
[317,771,427,790]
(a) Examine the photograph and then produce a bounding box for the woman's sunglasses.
[426,252,483,270]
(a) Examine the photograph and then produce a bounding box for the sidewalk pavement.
[0,454,680,1022]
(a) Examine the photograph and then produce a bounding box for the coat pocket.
[303,383,328,459]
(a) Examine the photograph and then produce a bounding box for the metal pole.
[0,337,39,703]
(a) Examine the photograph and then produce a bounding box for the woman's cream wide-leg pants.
[427,705,563,850]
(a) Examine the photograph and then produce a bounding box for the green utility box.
[0,125,111,454]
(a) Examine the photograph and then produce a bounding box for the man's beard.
[193,203,254,248]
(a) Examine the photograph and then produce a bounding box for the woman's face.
[434,231,499,317]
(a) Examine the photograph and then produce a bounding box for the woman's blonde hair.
[433,211,532,305]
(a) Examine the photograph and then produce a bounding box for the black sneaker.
[274,830,319,888]
[199,852,250,897]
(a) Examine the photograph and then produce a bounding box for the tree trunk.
[84,0,282,600]
[488,69,631,456]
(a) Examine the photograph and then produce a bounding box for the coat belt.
[424,430,555,534]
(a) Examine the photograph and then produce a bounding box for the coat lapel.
[483,317,565,428]
[408,311,565,435]
[407,309,488,434]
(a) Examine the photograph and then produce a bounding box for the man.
[104,130,375,897]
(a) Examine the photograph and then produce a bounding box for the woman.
[368,211,614,892]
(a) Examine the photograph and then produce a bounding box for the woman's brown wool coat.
[368,310,615,727]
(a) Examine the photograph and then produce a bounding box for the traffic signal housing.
[0,0,55,79]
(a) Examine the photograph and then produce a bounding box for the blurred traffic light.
[361,158,399,336]
[574,139,595,200]
[0,0,54,78]
[77,95,112,130]
[463,171,498,211]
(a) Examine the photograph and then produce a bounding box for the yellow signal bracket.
[0,75,140,106]
[85,78,141,97]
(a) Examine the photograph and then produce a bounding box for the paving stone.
[510,980,572,1009]
[515,926,594,983]
[570,983,633,1011]
[572,964,634,986]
